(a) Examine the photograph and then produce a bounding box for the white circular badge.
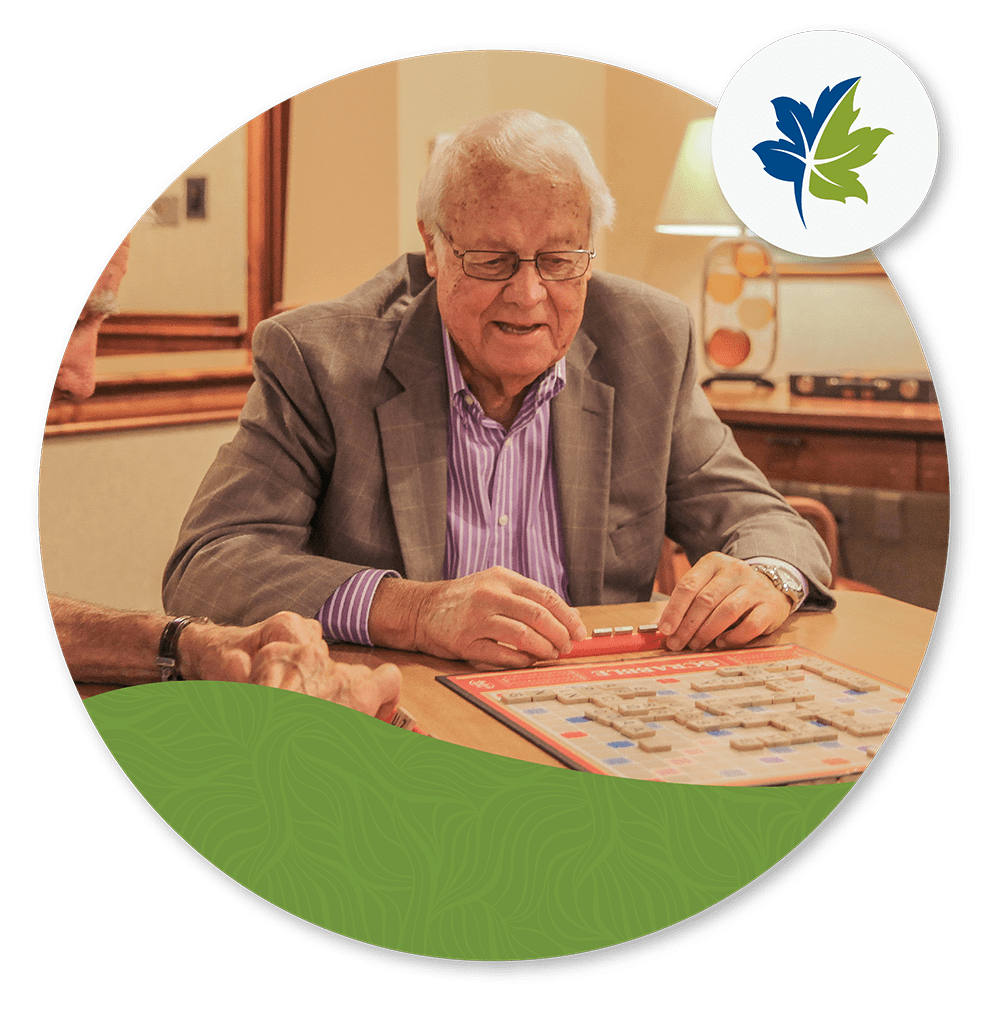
[713,31,938,257]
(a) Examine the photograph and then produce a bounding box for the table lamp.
[656,118,778,389]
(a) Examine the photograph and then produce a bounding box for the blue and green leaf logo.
[753,77,892,227]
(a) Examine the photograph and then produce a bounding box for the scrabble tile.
[500,689,536,704]
[730,735,766,752]
[696,699,739,716]
[612,718,655,739]
[555,688,591,704]
[589,693,626,709]
[845,677,881,693]
[583,706,619,725]
[812,728,839,743]
[639,732,674,753]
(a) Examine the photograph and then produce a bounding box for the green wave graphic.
[86,681,851,959]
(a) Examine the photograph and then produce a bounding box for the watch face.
[755,564,803,603]
[776,567,804,595]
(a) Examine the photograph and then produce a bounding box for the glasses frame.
[438,227,595,282]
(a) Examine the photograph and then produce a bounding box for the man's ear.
[418,221,439,277]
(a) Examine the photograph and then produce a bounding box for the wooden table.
[75,592,935,770]
[328,590,936,769]
[706,381,947,493]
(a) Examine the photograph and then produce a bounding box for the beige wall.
[396,52,607,257]
[283,62,399,307]
[40,52,930,614]
[39,422,238,613]
[117,126,247,321]
[603,66,716,305]
[283,52,607,305]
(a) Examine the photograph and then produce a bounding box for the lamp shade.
[656,118,743,237]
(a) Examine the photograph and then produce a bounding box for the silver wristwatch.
[750,563,806,608]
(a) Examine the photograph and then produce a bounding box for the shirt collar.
[441,322,566,415]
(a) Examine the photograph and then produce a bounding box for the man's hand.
[370,567,588,669]
[180,611,401,721]
[657,553,792,652]
[248,645,401,722]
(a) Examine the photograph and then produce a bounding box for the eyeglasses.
[439,228,595,281]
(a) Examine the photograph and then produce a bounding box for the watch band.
[750,563,806,608]
[156,616,201,682]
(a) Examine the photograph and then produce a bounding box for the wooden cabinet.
[706,383,948,494]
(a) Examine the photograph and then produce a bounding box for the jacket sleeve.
[661,308,836,610]
[162,317,372,625]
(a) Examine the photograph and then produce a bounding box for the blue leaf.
[753,76,863,228]
[752,139,806,226]
[770,96,813,156]
[752,140,804,182]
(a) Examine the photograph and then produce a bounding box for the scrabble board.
[437,643,908,785]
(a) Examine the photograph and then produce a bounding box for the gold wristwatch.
[750,563,806,608]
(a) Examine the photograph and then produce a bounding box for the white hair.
[84,289,120,316]
[416,109,616,239]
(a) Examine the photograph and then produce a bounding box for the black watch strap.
[157,616,199,682]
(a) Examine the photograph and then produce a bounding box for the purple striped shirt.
[316,326,569,644]
[315,328,810,644]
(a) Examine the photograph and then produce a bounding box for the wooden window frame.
[44,102,290,437]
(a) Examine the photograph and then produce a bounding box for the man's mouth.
[494,322,543,335]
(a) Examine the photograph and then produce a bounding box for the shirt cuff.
[315,569,400,645]
[745,556,810,612]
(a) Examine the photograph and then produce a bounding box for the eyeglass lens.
[461,251,591,281]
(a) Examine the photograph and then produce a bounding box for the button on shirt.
[316,325,570,645]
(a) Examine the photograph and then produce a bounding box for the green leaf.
[810,80,892,205]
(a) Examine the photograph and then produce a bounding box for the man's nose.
[503,259,548,305]
[53,324,99,401]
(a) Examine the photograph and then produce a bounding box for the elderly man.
[48,236,401,719]
[163,109,833,670]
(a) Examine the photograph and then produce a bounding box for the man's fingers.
[464,639,543,671]
[661,570,737,650]
[415,567,586,666]
[371,664,402,722]
[479,611,572,661]
[219,647,254,682]
[506,574,587,642]
[715,604,784,649]
[364,663,401,720]
[255,610,325,647]
[682,587,762,651]
[325,661,402,719]
[657,554,792,651]
[672,597,755,650]
[247,642,312,688]
[656,555,726,639]
[484,573,586,652]
[249,651,405,722]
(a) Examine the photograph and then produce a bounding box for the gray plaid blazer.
[163,254,833,624]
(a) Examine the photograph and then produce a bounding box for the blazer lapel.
[552,329,615,606]
[376,283,450,582]
[375,280,615,599]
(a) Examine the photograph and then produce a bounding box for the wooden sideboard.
[706,381,948,493]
